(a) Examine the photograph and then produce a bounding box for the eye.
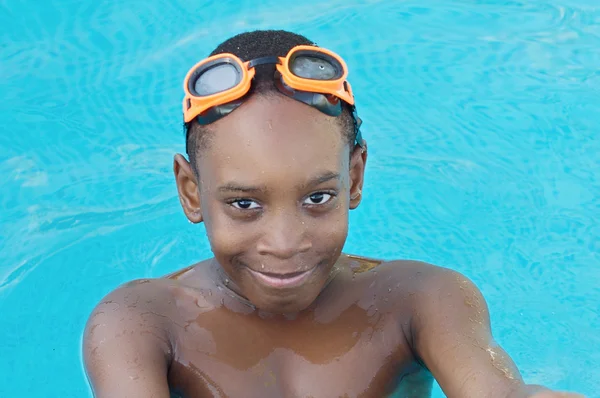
[230,199,261,210]
[303,192,333,206]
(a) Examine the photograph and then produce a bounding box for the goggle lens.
[193,63,241,96]
[289,53,342,80]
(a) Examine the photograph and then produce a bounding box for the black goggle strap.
[351,105,365,148]
[247,56,281,69]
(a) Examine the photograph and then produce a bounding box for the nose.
[256,212,312,259]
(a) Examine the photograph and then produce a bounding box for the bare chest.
[167,315,430,398]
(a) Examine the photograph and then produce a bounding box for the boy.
[83,30,583,398]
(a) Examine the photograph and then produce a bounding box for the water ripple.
[2,0,599,396]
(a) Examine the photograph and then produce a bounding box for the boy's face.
[174,94,367,313]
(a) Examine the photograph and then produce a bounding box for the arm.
[410,265,583,398]
[82,284,172,398]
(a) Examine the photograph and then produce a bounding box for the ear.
[349,141,367,210]
[173,154,203,223]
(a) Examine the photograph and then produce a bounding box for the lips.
[246,267,316,289]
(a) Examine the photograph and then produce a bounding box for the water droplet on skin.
[261,264,265,269]
[388,288,391,292]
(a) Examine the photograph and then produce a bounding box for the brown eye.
[304,193,333,205]
[231,199,260,210]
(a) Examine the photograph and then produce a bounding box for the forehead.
[199,95,349,186]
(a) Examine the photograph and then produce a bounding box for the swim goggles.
[182,45,364,148]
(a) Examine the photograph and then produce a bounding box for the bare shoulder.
[376,260,492,344]
[376,259,482,298]
[84,277,178,337]
[82,277,178,353]
[362,258,488,331]
[341,255,483,307]
[82,278,178,396]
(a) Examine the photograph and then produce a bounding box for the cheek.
[202,203,257,256]
[311,206,349,252]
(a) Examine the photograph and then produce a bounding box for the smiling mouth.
[247,267,316,289]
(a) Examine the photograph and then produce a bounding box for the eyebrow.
[303,171,341,189]
[217,171,341,194]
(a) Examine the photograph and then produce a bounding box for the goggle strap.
[247,56,281,69]
[351,106,365,148]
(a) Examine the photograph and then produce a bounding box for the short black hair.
[184,29,356,171]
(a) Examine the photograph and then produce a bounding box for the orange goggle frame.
[182,45,363,147]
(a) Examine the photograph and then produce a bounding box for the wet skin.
[107,256,437,398]
[83,95,583,398]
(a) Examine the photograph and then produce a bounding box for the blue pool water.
[1,0,599,396]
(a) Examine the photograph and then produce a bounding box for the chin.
[243,266,330,314]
